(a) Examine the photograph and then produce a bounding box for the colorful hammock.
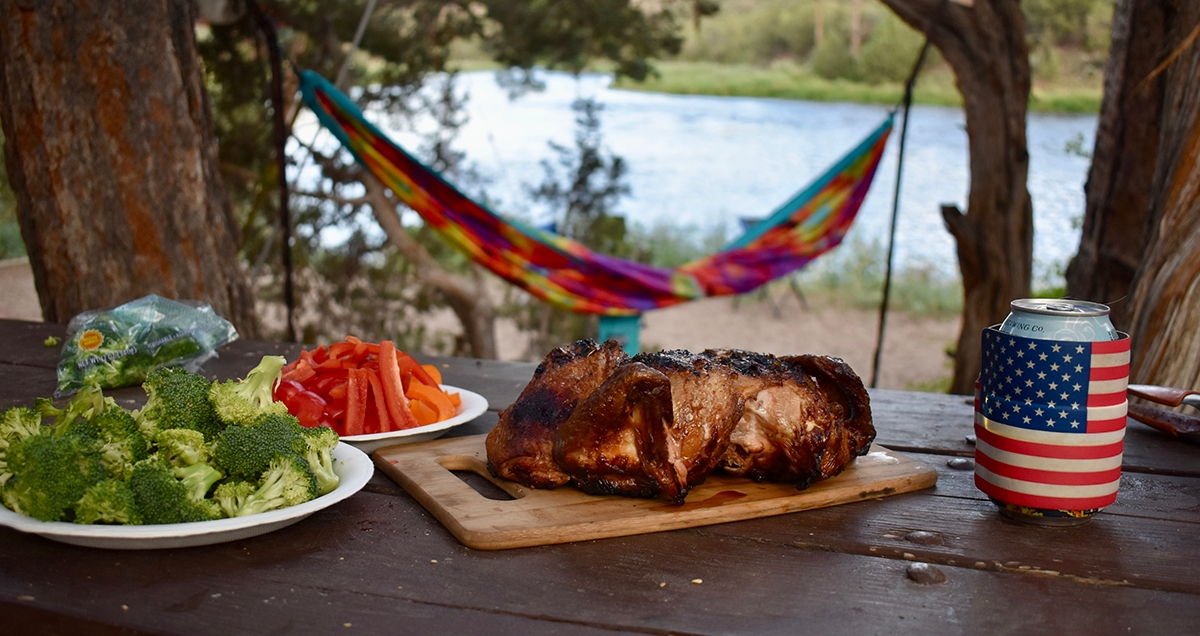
[299,70,892,316]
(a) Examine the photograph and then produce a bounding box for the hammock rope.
[299,70,892,316]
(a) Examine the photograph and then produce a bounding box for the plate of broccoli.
[0,356,373,549]
[0,442,372,549]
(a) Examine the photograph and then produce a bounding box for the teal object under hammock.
[299,70,892,316]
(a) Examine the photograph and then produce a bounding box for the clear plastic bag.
[55,294,239,396]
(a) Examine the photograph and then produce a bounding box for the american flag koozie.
[974,327,1131,511]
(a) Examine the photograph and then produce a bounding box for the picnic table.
[1,317,1198,634]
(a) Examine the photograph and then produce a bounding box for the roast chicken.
[486,340,876,503]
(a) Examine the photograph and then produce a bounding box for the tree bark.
[1125,7,1200,391]
[1064,0,1172,330]
[880,0,1033,394]
[0,0,259,337]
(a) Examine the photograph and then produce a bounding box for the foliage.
[858,12,925,85]
[660,0,1106,113]
[812,29,860,82]
[196,0,698,351]
[507,97,642,358]
[680,0,816,64]
[794,236,964,320]
[613,59,967,110]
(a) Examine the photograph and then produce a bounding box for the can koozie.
[974,326,1131,519]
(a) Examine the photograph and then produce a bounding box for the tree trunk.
[1065,0,1172,331]
[1125,8,1200,391]
[0,0,259,337]
[880,0,1033,394]
[850,0,863,58]
[814,0,825,50]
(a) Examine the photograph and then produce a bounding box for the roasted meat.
[486,340,875,503]
[485,339,629,488]
[715,351,875,488]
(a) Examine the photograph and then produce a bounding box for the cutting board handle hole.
[438,455,522,501]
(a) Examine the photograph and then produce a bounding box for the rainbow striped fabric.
[299,70,892,315]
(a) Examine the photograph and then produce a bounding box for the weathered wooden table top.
[1,318,1198,635]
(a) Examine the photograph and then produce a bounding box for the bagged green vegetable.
[55,295,238,396]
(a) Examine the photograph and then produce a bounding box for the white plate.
[0,443,373,550]
[340,385,488,454]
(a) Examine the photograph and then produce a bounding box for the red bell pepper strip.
[379,340,420,431]
[396,350,437,388]
[343,368,368,437]
[364,368,390,434]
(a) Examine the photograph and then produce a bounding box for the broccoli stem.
[306,448,339,496]
[173,463,223,501]
[237,469,290,517]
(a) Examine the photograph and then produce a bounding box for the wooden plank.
[905,450,1200,523]
[0,490,1196,635]
[0,318,63,369]
[702,450,1200,594]
[372,434,937,549]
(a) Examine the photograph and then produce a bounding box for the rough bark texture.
[0,0,260,337]
[1125,6,1200,392]
[1064,0,1171,330]
[881,0,1033,394]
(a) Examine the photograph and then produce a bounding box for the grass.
[613,60,965,109]
[612,59,1101,115]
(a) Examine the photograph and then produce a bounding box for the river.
[302,70,1098,287]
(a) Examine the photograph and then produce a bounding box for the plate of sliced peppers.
[275,337,488,454]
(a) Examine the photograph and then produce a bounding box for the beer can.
[974,299,1130,526]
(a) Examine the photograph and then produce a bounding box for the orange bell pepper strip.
[406,382,457,422]
[379,341,420,431]
[408,399,439,426]
[421,364,443,386]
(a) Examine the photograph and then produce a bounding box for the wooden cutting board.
[372,435,937,550]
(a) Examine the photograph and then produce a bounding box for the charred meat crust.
[486,339,629,488]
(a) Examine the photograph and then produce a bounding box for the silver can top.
[1010,298,1111,317]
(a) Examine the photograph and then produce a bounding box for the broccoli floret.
[173,463,223,501]
[1,406,43,442]
[69,406,149,481]
[156,428,210,467]
[126,459,221,524]
[0,406,44,487]
[136,367,222,442]
[231,454,317,517]
[212,412,306,481]
[2,433,106,521]
[76,478,142,525]
[208,355,290,427]
[213,480,257,518]
[301,425,340,496]
[151,428,224,500]
[37,384,107,435]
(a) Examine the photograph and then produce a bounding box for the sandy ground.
[0,258,959,391]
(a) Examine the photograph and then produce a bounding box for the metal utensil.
[1126,384,1200,445]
